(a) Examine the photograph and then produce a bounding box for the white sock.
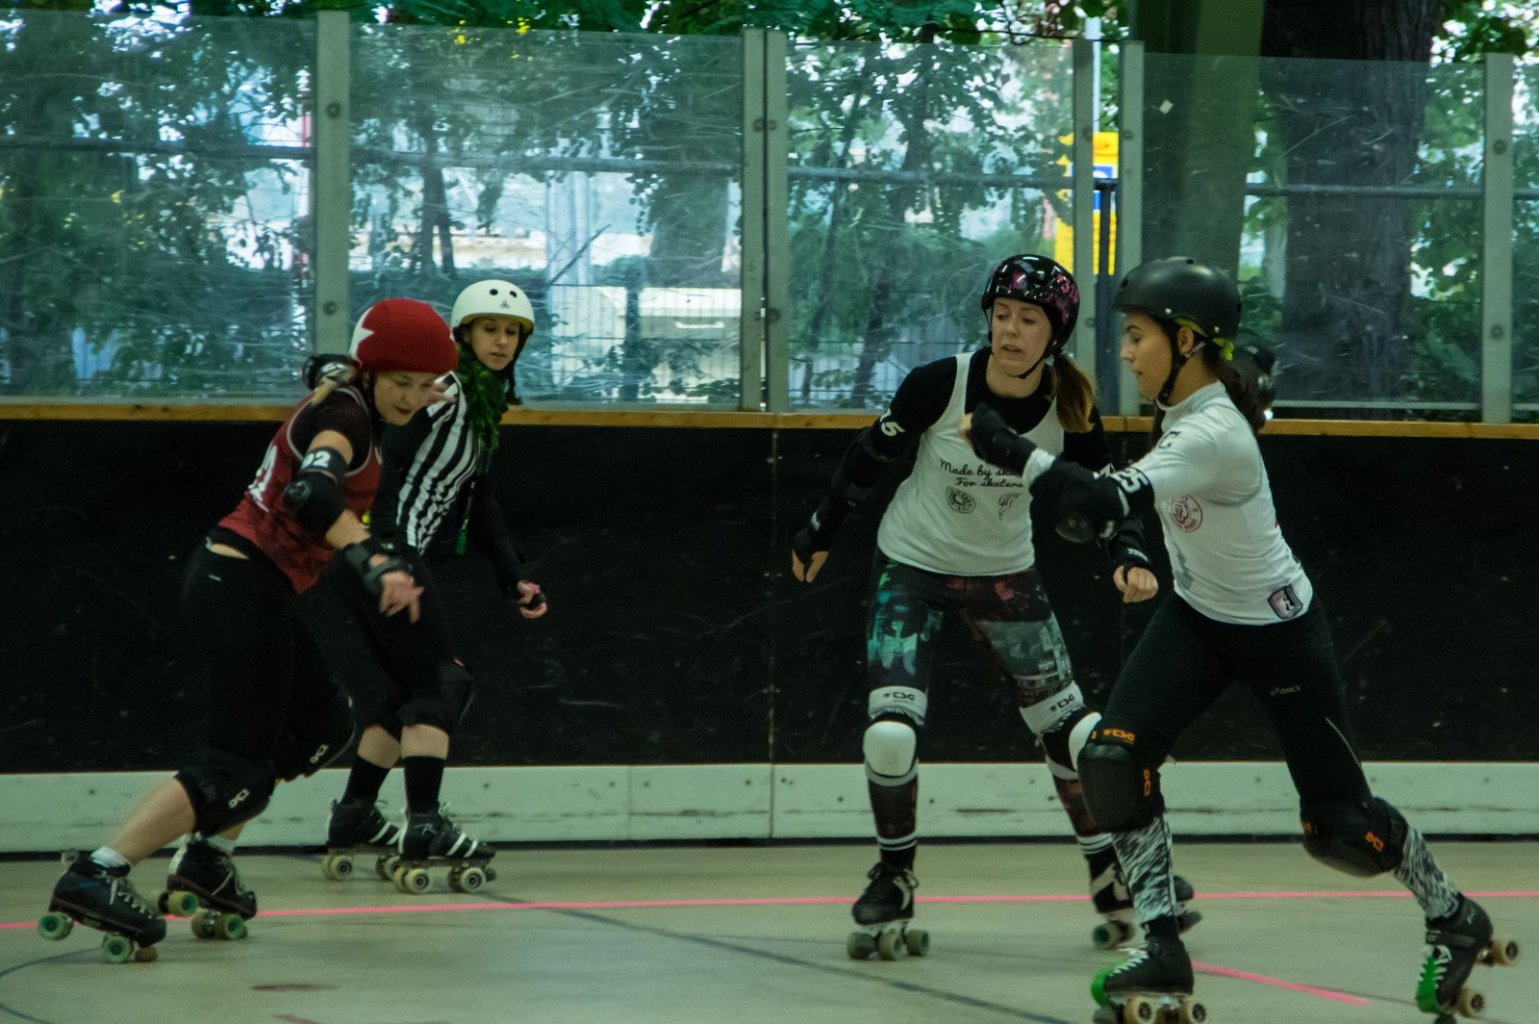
[90,846,131,870]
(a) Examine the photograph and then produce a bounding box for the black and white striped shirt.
[377,375,482,555]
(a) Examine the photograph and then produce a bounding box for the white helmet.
[450,279,535,338]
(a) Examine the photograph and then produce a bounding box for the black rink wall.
[0,419,1534,771]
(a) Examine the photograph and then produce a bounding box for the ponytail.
[1049,355,1096,434]
[1210,347,1267,433]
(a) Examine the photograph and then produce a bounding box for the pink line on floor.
[1193,962,1371,1005]
[3,888,1533,929]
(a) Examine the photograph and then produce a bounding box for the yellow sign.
[1052,131,1119,274]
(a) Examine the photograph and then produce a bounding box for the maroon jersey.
[219,385,380,593]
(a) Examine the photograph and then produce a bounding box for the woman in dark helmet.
[319,279,548,895]
[790,253,1197,960]
[966,256,1515,1021]
[42,299,456,960]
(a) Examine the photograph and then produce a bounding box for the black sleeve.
[465,476,525,592]
[306,391,374,467]
[1062,406,1152,569]
[367,416,433,542]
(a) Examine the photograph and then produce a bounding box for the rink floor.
[0,840,1533,1024]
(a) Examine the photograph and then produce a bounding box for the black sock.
[403,756,446,813]
[341,758,391,805]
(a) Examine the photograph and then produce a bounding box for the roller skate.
[1415,896,1521,1022]
[321,798,402,882]
[393,804,496,894]
[38,851,166,963]
[164,837,254,941]
[1089,849,1202,950]
[846,861,929,961]
[1092,934,1207,1023]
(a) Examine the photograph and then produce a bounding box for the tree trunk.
[1260,0,1440,410]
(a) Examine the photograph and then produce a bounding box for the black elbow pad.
[283,447,349,535]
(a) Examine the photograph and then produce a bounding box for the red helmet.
[348,299,457,376]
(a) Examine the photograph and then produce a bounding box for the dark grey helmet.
[1114,256,1241,341]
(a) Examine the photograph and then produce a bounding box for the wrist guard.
[969,401,1036,474]
[339,536,410,598]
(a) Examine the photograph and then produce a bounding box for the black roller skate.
[846,861,929,961]
[393,804,496,894]
[322,799,403,882]
[1415,896,1521,1022]
[1089,848,1202,950]
[39,851,166,963]
[1091,934,1207,1023]
[164,837,254,941]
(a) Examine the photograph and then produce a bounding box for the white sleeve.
[1132,426,1222,499]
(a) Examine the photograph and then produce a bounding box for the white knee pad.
[1066,710,1101,771]
[863,720,918,785]
[1020,682,1086,737]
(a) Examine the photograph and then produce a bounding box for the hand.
[967,401,1033,473]
[513,580,548,620]
[302,353,354,391]
[791,544,829,583]
[1113,564,1159,604]
[375,565,423,621]
[1030,462,1124,543]
[429,372,460,406]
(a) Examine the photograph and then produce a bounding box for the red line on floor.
[1193,962,1372,1005]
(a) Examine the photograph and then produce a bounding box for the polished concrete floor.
[0,840,1533,1024]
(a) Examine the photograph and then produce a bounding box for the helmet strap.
[1157,325,1201,405]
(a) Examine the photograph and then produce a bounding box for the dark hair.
[1148,323,1267,442]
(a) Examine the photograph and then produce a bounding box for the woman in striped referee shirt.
[322,280,548,889]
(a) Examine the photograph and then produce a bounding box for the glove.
[302,353,355,391]
[1029,461,1126,544]
[968,401,1036,474]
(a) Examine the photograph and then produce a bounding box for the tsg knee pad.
[274,690,357,782]
[1040,706,1101,779]
[863,718,918,786]
[1300,796,1408,877]
[866,684,927,728]
[1077,723,1163,831]
[398,660,476,733]
[176,750,276,836]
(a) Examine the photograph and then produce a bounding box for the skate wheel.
[132,945,158,963]
[1177,909,1203,934]
[100,934,134,964]
[191,912,219,940]
[215,912,246,941]
[322,852,355,881]
[1179,999,1208,1024]
[1094,919,1135,950]
[38,913,73,940]
[876,929,907,961]
[402,868,431,894]
[451,866,486,893]
[846,931,876,959]
[903,928,930,957]
[375,854,400,881]
[1121,997,1159,1024]
[160,890,198,916]
[1456,987,1485,1018]
[1487,937,1520,967]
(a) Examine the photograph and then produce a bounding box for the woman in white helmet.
[321,280,548,893]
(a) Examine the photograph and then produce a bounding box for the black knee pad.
[1077,723,1163,831]
[1300,796,1407,877]
[274,690,357,782]
[176,750,276,836]
[398,660,476,733]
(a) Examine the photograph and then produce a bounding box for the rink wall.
[0,412,1535,847]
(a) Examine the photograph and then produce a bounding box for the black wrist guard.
[970,401,1036,474]
[339,537,410,598]
[793,496,850,566]
[302,353,355,391]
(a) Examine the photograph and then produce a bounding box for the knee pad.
[176,750,276,836]
[863,718,918,786]
[1300,796,1407,877]
[1040,705,1101,780]
[866,685,927,728]
[398,660,476,733]
[1077,723,1163,832]
[1019,682,1086,738]
[273,690,357,782]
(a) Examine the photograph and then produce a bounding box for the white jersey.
[1130,382,1312,625]
[878,354,1066,576]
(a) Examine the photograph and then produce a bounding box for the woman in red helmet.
[41,299,456,960]
[789,253,1195,959]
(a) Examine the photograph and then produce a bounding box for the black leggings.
[1104,594,1371,808]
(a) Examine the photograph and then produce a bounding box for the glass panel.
[785,40,1079,410]
[0,10,314,399]
[1514,66,1539,416]
[349,26,743,405]
[1139,54,1486,415]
